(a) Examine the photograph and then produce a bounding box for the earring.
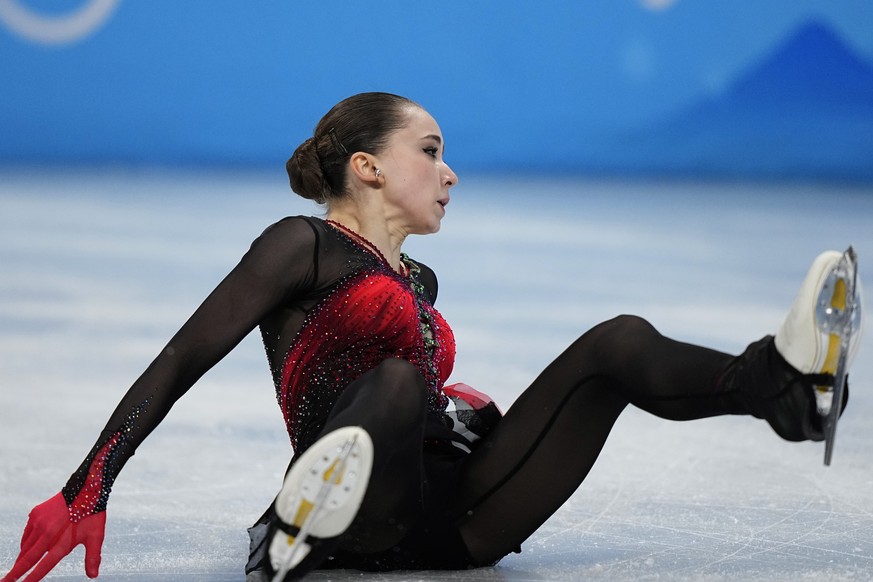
[375,168,382,177]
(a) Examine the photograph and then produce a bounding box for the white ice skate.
[775,247,864,465]
[267,426,373,581]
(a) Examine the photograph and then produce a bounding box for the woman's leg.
[451,315,768,565]
[318,358,431,553]
[260,358,432,581]
[453,249,862,565]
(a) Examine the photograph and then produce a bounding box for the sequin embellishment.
[62,399,150,520]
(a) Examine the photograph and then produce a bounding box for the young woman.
[2,92,862,582]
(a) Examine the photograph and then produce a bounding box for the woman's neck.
[325,207,406,272]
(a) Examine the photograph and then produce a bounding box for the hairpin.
[328,128,349,157]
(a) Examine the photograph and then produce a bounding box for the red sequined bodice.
[278,253,455,450]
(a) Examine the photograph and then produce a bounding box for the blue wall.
[2,1,872,181]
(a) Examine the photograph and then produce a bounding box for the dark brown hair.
[286,92,419,204]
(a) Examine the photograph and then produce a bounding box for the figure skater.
[2,92,863,582]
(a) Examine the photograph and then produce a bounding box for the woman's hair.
[287,92,419,204]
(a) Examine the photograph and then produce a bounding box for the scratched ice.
[1,170,872,581]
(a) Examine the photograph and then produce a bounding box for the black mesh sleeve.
[62,217,318,520]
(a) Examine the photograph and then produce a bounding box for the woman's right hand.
[2,492,105,581]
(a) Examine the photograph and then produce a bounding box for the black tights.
[320,315,749,566]
[320,357,430,555]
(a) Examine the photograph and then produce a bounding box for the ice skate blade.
[815,247,860,466]
[268,536,311,582]
[815,248,859,339]
[269,426,373,581]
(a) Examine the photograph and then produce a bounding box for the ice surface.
[1,170,872,581]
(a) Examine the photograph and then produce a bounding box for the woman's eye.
[423,147,438,157]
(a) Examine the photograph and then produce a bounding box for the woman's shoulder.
[252,216,330,251]
[260,215,323,238]
[239,216,326,270]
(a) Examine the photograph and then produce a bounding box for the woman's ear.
[348,152,382,187]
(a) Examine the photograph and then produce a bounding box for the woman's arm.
[65,216,318,518]
[2,216,318,581]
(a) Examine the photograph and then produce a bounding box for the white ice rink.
[1,170,872,581]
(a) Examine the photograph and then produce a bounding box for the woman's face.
[376,106,459,235]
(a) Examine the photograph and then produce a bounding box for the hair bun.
[286,93,417,206]
[287,137,328,203]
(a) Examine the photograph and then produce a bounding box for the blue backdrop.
[1,1,872,181]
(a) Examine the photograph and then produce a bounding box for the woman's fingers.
[2,494,106,582]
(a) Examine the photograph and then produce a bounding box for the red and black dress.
[60,216,498,569]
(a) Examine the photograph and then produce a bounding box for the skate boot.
[775,247,863,464]
[265,426,373,581]
[719,249,863,459]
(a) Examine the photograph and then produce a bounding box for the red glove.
[2,493,105,581]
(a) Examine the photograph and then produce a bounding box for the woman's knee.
[372,357,424,382]
[326,358,428,437]
[599,314,658,338]
[588,315,661,366]
[367,358,428,416]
